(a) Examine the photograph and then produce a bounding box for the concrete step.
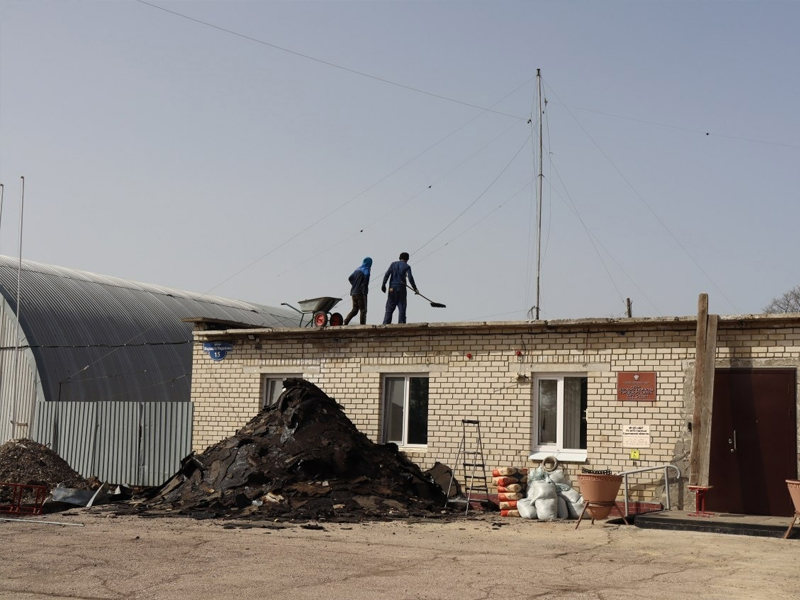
[633,510,798,539]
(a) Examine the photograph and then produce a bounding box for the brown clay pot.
[787,480,800,513]
[577,473,623,520]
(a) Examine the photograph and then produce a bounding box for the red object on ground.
[0,482,48,515]
[687,485,714,517]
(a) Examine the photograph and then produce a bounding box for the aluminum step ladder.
[446,419,489,514]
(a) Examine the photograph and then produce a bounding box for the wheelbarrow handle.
[280,303,303,316]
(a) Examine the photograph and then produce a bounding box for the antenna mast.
[534,69,543,320]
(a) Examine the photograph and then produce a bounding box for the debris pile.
[0,439,96,493]
[424,461,461,498]
[139,378,450,521]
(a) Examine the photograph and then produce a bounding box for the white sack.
[557,496,569,519]
[534,496,558,520]
[529,466,547,482]
[557,487,585,519]
[516,497,538,519]
[527,480,557,502]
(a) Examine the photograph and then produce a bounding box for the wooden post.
[689,294,718,487]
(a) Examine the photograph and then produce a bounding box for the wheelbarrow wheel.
[329,312,344,327]
[313,311,328,327]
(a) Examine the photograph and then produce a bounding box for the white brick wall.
[190,318,800,506]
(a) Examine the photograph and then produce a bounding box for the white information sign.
[622,425,651,448]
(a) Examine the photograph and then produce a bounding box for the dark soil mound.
[0,439,95,491]
[140,378,450,521]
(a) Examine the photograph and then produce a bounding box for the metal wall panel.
[94,402,140,486]
[32,401,192,487]
[33,401,99,477]
[140,402,193,486]
[0,295,44,443]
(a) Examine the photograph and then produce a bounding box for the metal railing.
[619,464,681,517]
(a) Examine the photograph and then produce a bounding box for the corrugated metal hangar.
[0,255,297,446]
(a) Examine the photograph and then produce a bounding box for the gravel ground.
[2,508,799,600]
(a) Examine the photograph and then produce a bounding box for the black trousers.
[344,294,368,325]
[382,288,408,324]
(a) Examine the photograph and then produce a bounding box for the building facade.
[189,314,800,516]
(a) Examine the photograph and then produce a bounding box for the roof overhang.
[182,317,275,331]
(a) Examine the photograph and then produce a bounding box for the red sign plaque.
[617,372,657,401]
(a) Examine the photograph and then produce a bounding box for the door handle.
[729,430,737,453]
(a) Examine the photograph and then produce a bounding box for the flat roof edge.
[189,313,800,339]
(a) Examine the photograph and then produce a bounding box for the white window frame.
[261,376,289,408]
[530,373,588,463]
[381,374,429,448]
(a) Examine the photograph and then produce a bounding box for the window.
[261,377,287,408]
[532,374,588,461]
[382,375,429,446]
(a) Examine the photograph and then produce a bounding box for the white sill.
[393,445,427,452]
[529,450,587,463]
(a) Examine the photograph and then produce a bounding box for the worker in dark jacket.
[381,252,418,324]
[344,257,372,325]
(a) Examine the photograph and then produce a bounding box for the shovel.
[405,284,446,308]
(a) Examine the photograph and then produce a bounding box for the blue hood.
[358,257,372,276]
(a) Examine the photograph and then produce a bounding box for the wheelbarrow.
[281,296,343,327]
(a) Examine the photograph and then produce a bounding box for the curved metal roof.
[0,256,297,403]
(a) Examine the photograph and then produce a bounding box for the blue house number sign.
[203,342,234,361]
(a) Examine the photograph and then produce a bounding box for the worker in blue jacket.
[381,252,418,324]
[344,257,372,325]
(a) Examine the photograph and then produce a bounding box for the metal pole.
[624,473,629,517]
[0,183,4,433]
[0,517,84,527]
[534,70,543,320]
[0,183,5,252]
[10,176,24,439]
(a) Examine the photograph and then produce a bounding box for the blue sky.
[1,1,798,323]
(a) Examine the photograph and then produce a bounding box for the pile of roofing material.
[0,439,95,491]
[424,461,461,498]
[139,378,450,521]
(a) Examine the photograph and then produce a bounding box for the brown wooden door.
[707,368,797,516]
